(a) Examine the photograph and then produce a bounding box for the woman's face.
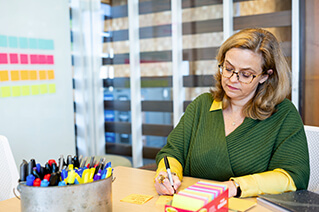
[221,48,269,104]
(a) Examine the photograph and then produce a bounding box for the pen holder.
[17,174,113,212]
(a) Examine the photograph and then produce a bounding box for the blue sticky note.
[29,38,38,49]
[0,35,7,47]
[47,39,54,50]
[8,36,18,48]
[19,37,28,49]
[38,39,46,50]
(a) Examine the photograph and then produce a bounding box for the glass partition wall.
[73,0,296,167]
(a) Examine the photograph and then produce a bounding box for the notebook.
[257,190,319,212]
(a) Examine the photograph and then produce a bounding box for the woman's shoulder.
[186,92,213,111]
[273,98,302,121]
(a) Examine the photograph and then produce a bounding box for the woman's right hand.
[154,171,181,195]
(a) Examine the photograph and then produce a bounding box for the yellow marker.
[82,169,90,184]
[68,164,74,170]
[68,170,76,185]
[106,168,112,178]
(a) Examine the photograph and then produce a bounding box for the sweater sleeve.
[230,168,296,197]
[155,157,183,181]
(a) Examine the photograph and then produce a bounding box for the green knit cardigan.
[156,93,310,190]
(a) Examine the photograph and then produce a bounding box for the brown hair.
[211,28,291,120]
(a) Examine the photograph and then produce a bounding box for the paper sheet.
[156,195,173,205]
[228,197,256,212]
[120,194,153,205]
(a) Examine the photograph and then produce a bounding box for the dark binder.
[257,190,319,212]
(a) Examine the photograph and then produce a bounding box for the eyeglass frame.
[218,65,264,84]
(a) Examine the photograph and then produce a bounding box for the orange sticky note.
[11,70,20,81]
[31,85,40,95]
[21,70,29,80]
[21,85,30,96]
[47,70,55,80]
[11,86,21,97]
[1,86,11,97]
[120,194,153,205]
[39,70,47,80]
[0,70,9,81]
[29,70,38,80]
[40,84,48,94]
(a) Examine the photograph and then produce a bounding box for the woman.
[154,28,309,198]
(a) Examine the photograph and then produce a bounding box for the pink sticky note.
[47,55,54,64]
[0,53,8,64]
[20,54,29,64]
[38,55,46,64]
[30,54,38,64]
[9,53,19,64]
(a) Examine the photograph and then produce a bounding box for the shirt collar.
[209,100,222,111]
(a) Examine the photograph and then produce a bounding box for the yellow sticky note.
[29,70,38,80]
[31,85,40,95]
[1,86,11,97]
[0,70,9,81]
[11,70,20,81]
[21,85,30,96]
[40,84,48,94]
[12,86,21,97]
[120,194,153,205]
[171,194,205,211]
[156,196,173,206]
[39,70,47,80]
[228,197,256,212]
[48,84,56,94]
[48,70,55,80]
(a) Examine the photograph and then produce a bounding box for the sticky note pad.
[29,38,37,49]
[39,70,47,80]
[40,84,48,94]
[47,70,55,80]
[228,197,256,212]
[19,37,28,49]
[0,35,7,47]
[1,86,11,97]
[38,39,46,49]
[172,194,205,211]
[11,70,20,81]
[29,70,37,80]
[9,36,18,48]
[12,86,21,97]
[47,55,54,64]
[21,85,30,96]
[156,196,173,206]
[20,54,29,64]
[9,53,19,64]
[0,53,8,64]
[120,194,153,205]
[48,84,56,93]
[20,70,29,80]
[31,85,40,95]
[30,54,38,64]
[0,71,9,81]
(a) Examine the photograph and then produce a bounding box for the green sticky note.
[48,84,56,94]
[31,85,40,95]
[11,86,21,97]
[40,84,48,94]
[21,85,30,96]
[1,86,11,97]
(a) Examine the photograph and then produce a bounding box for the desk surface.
[0,166,271,212]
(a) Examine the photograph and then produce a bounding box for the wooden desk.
[0,166,271,212]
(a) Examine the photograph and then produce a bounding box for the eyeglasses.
[219,65,263,84]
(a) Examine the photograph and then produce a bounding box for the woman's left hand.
[222,180,238,198]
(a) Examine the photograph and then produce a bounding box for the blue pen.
[58,181,66,186]
[40,179,50,187]
[93,173,101,181]
[61,169,68,181]
[26,174,36,186]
